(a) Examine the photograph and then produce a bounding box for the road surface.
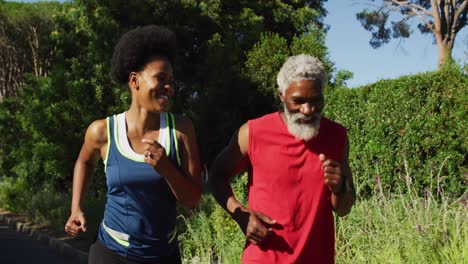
[0,222,81,264]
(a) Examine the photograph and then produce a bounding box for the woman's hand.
[142,138,169,171]
[64,211,87,237]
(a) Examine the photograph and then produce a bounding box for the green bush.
[0,176,104,236]
[0,177,71,231]
[0,177,29,212]
[324,65,467,197]
[28,186,69,230]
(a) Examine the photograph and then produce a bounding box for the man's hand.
[64,211,87,237]
[319,154,345,194]
[142,138,169,170]
[233,207,277,245]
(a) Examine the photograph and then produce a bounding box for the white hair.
[276,54,327,93]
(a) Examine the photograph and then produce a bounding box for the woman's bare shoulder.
[173,114,195,134]
[85,118,108,145]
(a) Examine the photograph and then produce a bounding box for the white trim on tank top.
[116,112,168,160]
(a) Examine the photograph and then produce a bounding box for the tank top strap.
[165,112,181,168]
[103,115,117,172]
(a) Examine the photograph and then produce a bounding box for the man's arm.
[322,136,356,217]
[208,123,276,245]
[208,122,249,215]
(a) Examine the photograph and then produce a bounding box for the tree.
[68,0,330,165]
[0,2,57,99]
[356,0,467,69]
[0,0,330,196]
[244,27,335,107]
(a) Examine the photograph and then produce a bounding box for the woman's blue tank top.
[97,112,181,262]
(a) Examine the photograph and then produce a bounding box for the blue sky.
[325,1,467,87]
[8,0,468,88]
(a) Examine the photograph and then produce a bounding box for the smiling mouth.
[156,94,169,100]
[297,115,321,124]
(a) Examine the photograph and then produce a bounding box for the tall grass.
[336,192,467,264]
[178,175,247,264]
[335,159,468,264]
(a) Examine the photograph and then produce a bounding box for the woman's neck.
[125,106,161,137]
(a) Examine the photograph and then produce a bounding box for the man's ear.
[278,90,285,102]
[128,72,139,91]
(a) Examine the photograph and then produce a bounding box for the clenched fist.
[64,211,87,237]
[141,138,168,170]
[319,153,345,194]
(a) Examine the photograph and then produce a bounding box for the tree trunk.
[437,46,451,69]
[436,36,455,69]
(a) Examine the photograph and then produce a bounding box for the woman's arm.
[142,115,202,209]
[65,119,107,236]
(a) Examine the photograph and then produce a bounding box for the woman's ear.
[128,72,139,91]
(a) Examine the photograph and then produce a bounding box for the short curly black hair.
[111,25,176,85]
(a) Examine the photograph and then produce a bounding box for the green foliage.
[0,0,330,188]
[0,1,120,196]
[178,174,247,263]
[244,27,334,109]
[324,66,467,196]
[0,176,104,241]
[332,70,354,88]
[335,168,468,264]
[244,32,289,103]
[0,97,23,180]
[28,185,69,230]
[0,177,70,231]
[0,0,333,200]
[0,1,58,97]
[356,9,392,48]
[290,28,331,69]
[0,177,29,212]
[0,72,108,193]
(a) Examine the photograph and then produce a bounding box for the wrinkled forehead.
[285,79,323,95]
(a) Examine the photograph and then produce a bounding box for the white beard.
[284,107,321,141]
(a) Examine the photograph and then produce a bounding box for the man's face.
[279,79,324,141]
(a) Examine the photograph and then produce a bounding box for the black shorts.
[88,240,182,264]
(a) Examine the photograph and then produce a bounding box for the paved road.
[0,222,81,264]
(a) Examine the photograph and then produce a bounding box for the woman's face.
[132,56,174,113]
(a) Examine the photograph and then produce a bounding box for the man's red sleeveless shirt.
[243,112,347,264]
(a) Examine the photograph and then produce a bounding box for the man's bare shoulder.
[236,122,249,157]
